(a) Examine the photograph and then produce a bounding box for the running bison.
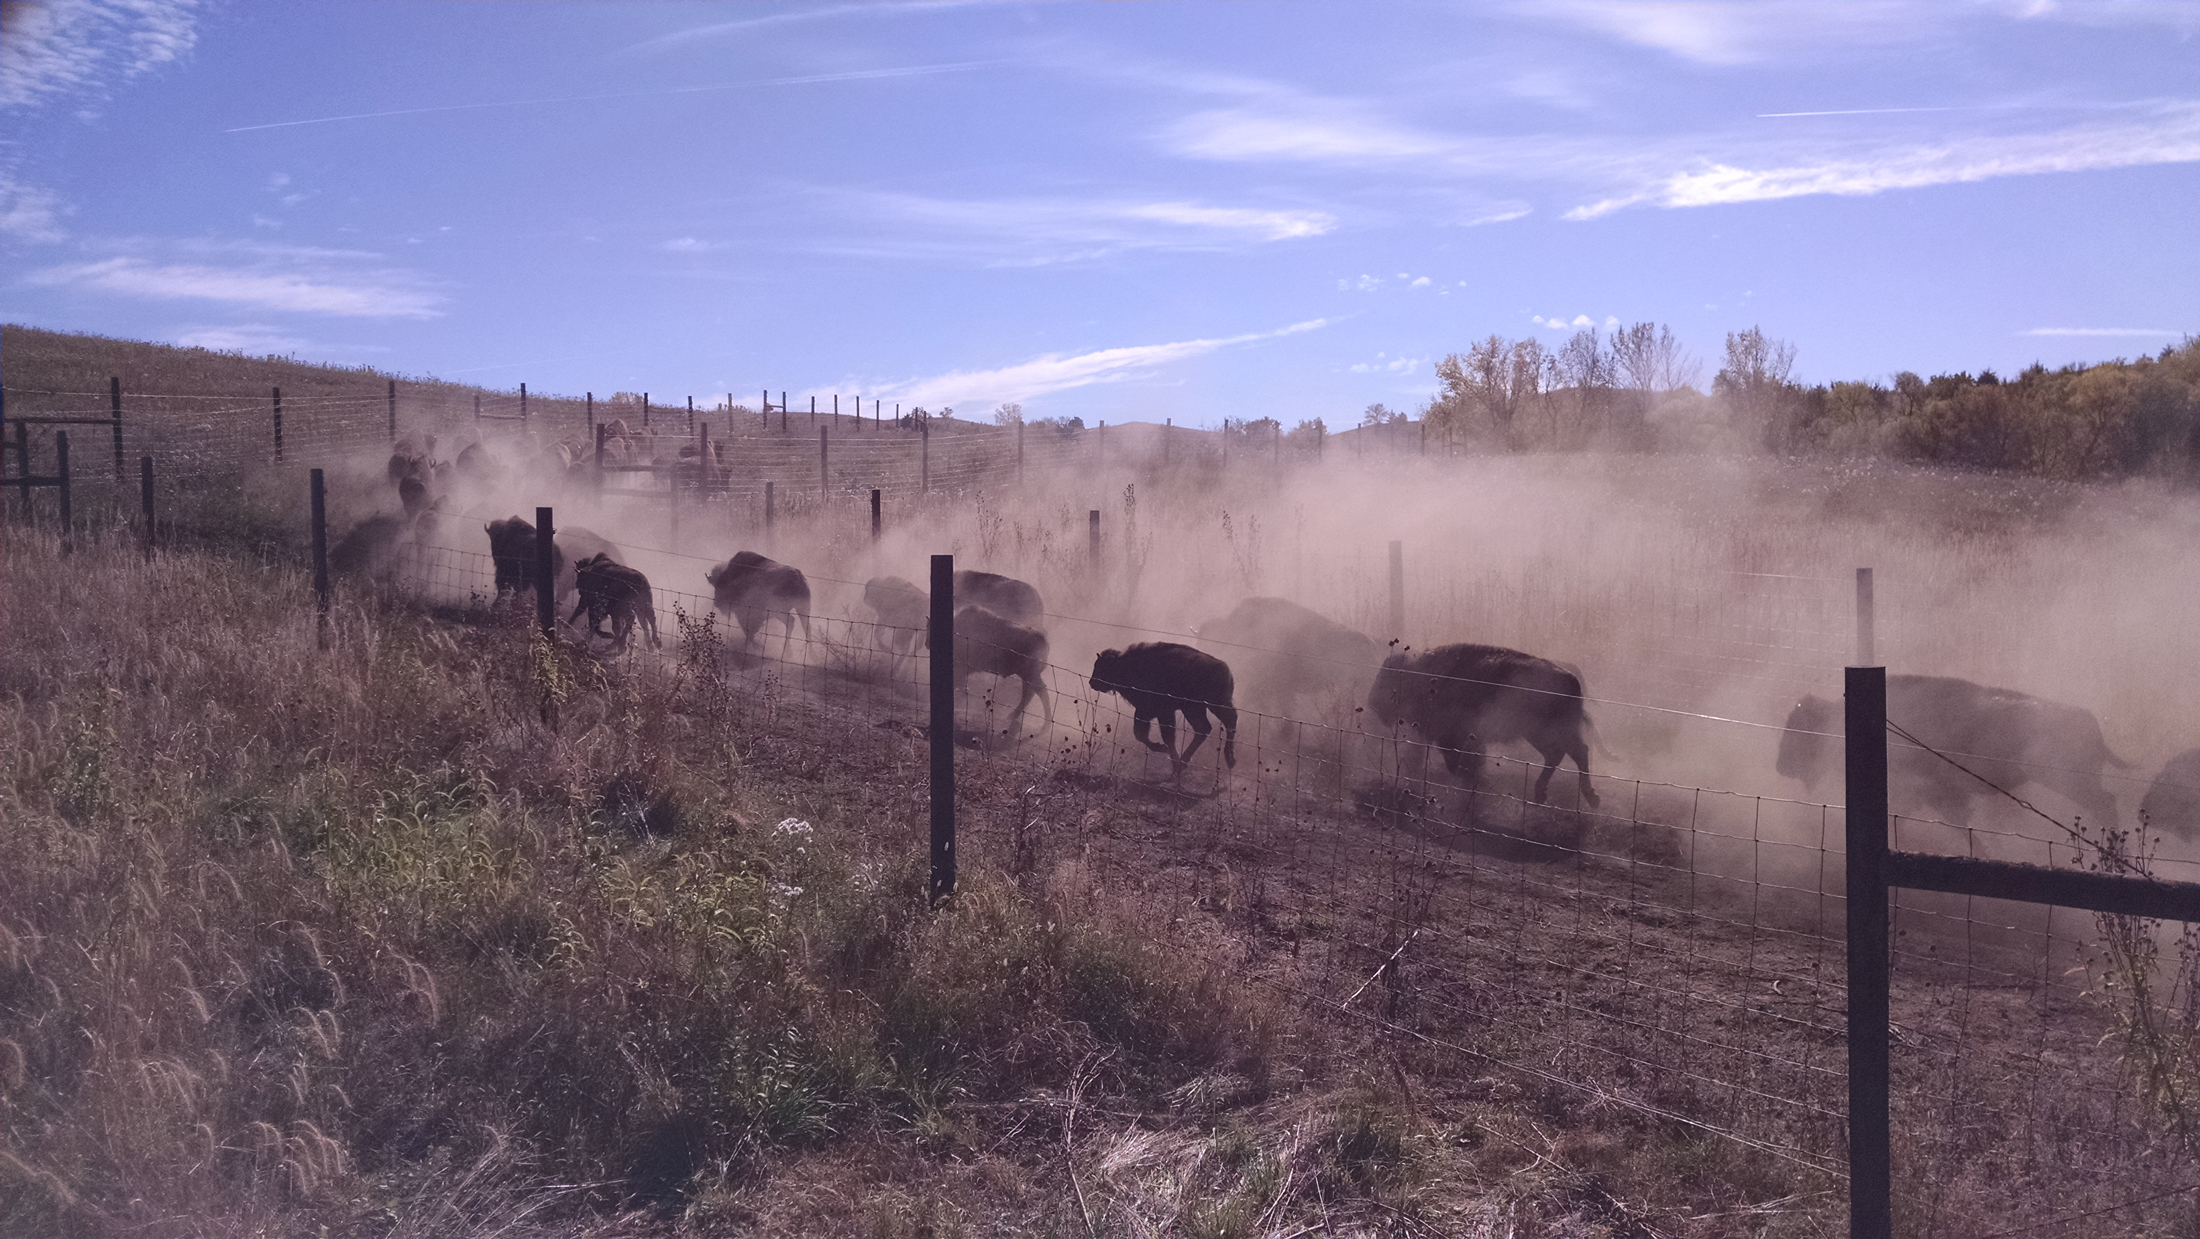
[1196,596,1381,716]
[569,554,659,652]
[484,517,622,611]
[942,605,1053,739]
[1776,675,2128,827]
[953,570,1044,631]
[1367,644,1601,808]
[2139,748,2200,843]
[864,576,928,665]
[1089,643,1238,785]
[706,552,813,653]
[330,514,406,579]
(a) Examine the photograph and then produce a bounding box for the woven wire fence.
[374,523,2197,1235]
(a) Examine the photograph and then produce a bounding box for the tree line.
[1411,324,2198,480]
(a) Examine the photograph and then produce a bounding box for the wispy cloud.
[662,236,726,253]
[873,319,1329,406]
[1,0,197,110]
[1350,352,1425,375]
[0,173,69,241]
[822,191,1335,264]
[26,247,445,317]
[224,62,999,133]
[1527,0,2200,66]
[1563,106,2200,218]
[2019,326,2187,337]
[174,323,392,355]
[619,1,989,55]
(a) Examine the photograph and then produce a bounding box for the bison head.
[1776,695,1838,788]
[1089,649,1125,696]
[1364,652,1417,727]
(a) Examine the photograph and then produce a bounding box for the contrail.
[225,61,998,133]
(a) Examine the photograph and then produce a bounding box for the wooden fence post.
[929,553,957,903]
[834,393,840,424]
[272,387,283,461]
[139,455,155,554]
[687,395,694,433]
[110,376,124,479]
[310,468,330,647]
[871,488,881,542]
[1845,665,1892,1239]
[781,393,788,433]
[55,430,71,551]
[1857,567,1876,666]
[810,395,816,427]
[535,506,556,639]
[1387,540,1405,647]
[586,392,594,438]
[520,382,528,425]
[388,379,397,441]
[643,392,650,430]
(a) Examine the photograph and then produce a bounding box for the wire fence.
[7,373,2194,1231]
[361,522,2200,1234]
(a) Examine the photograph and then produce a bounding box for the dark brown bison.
[457,440,500,481]
[330,514,406,578]
[1089,642,1238,784]
[940,605,1053,739]
[387,434,437,483]
[2139,749,2200,842]
[864,575,928,664]
[1367,644,1600,808]
[1776,675,2127,827]
[568,554,659,651]
[706,552,813,653]
[953,570,1043,630]
[1195,596,1381,716]
[484,517,622,611]
[398,475,431,518]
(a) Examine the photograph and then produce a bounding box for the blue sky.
[3,0,2195,424]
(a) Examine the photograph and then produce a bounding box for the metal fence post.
[272,386,283,461]
[688,395,694,433]
[110,376,124,479]
[1857,567,1876,666]
[929,553,957,903]
[535,506,556,639]
[139,455,155,554]
[388,379,397,441]
[586,392,594,439]
[55,430,71,551]
[1845,664,1892,1239]
[1388,540,1405,647]
[781,392,788,433]
[871,488,881,542]
[643,392,650,430]
[310,468,330,647]
[520,382,528,425]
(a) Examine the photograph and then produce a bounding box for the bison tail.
[1218,705,1239,768]
[1583,712,1617,759]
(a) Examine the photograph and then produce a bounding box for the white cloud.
[874,319,1329,406]
[1409,276,1431,288]
[1531,313,1605,331]
[2019,326,2187,337]
[1,0,197,110]
[0,174,69,241]
[26,250,444,317]
[1458,205,1533,226]
[830,191,1335,264]
[1524,1,1971,66]
[1566,106,2200,219]
[663,236,726,252]
[175,323,393,356]
[1350,352,1425,375]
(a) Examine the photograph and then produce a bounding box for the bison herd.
[331,440,2198,833]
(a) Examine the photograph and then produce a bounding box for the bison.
[1195,596,1381,717]
[457,440,500,481]
[706,552,813,653]
[953,570,1044,631]
[484,517,622,612]
[941,605,1053,739]
[864,575,928,666]
[2139,748,2200,843]
[1776,675,2128,827]
[1089,642,1238,784]
[329,514,407,579]
[1366,644,1601,808]
[569,554,659,651]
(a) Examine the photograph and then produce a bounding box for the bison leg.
[1131,713,1173,757]
[1176,706,1214,768]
